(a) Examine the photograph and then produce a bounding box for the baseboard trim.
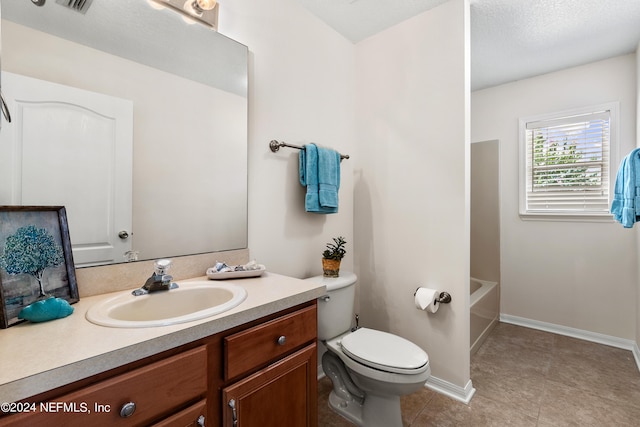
[425,376,475,404]
[500,313,640,372]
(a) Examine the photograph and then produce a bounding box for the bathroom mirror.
[0,0,248,267]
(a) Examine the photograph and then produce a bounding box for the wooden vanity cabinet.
[0,301,318,427]
[221,304,318,427]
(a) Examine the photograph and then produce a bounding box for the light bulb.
[193,0,216,11]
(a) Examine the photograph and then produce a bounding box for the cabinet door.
[222,343,317,427]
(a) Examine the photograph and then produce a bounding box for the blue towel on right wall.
[611,148,640,228]
[299,143,341,214]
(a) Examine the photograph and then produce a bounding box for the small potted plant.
[322,236,346,277]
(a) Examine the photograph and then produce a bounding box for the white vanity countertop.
[0,273,325,403]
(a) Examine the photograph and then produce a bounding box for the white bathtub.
[470,277,499,354]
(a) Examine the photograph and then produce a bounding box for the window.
[519,103,618,220]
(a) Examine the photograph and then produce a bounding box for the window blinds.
[524,110,610,213]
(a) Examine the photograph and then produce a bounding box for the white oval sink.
[86,281,247,328]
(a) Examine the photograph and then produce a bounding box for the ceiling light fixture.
[149,0,218,29]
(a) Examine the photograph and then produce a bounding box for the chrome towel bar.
[269,140,349,160]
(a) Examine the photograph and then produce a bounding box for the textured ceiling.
[297,0,640,90]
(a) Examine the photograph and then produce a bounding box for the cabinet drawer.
[0,346,207,427]
[224,305,317,380]
[150,399,207,427]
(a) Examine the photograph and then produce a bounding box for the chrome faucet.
[132,259,179,296]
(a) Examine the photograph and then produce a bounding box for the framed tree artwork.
[0,206,78,328]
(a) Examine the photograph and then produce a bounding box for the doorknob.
[0,91,12,123]
[118,230,130,239]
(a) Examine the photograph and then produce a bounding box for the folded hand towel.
[299,143,340,214]
[612,148,640,228]
[318,145,341,208]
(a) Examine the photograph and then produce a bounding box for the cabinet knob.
[119,401,136,418]
[277,335,286,346]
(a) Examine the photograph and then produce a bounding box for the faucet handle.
[154,259,172,275]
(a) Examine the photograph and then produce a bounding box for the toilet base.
[327,390,403,427]
[328,390,363,426]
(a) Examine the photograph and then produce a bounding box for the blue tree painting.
[0,225,64,298]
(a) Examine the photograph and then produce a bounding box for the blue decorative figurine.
[18,297,74,323]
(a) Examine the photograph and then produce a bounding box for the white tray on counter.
[206,265,266,280]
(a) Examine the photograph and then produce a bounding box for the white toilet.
[307,272,430,427]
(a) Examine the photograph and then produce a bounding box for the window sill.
[519,212,615,223]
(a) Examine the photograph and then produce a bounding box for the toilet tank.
[306,272,357,341]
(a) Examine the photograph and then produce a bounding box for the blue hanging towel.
[611,148,640,228]
[299,143,340,214]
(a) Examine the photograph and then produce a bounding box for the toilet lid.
[340,328,429,374]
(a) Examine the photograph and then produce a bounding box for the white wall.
[472,54,638,340]
[219,0,356,278]
[355,0,471,392]
[636,42,640,353]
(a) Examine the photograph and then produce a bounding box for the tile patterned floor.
[318,322,640,426]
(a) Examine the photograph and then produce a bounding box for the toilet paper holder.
[413,289,452,304]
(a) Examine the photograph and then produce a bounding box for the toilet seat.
[339,328,429,374]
